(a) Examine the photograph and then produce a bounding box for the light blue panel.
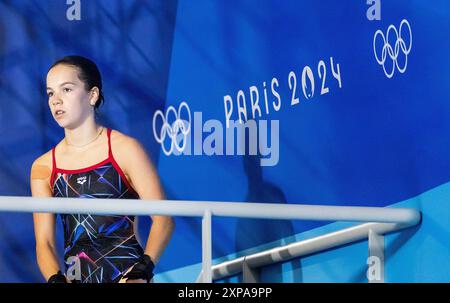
[155,181,450,282]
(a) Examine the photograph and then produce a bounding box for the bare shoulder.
[31,149,53,171]
[109,130,162,199]
[109,129,150,164]
[30,148,54,184]
[110,129,145,152]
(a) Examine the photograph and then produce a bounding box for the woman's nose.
[51,96,62,106]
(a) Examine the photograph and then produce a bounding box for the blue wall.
[0,0,449,282]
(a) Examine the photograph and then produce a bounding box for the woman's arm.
[30,157,63,281]
[115,134,175,265]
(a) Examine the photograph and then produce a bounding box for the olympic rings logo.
[373,19,412,78]
[152,102,191,156]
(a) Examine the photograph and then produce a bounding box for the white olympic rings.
[152,101,191,155]
[373,19,412,78]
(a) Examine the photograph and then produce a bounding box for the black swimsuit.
[50,128,144,283]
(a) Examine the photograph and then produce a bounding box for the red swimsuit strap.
[107,128,113,158]
[50,147,57,188]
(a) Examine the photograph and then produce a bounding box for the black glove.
[47,271,67,283]
[123,254,155,282]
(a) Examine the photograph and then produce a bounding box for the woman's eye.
[47,92,53,97]
[63,88,72,93]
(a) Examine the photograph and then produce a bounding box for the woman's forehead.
[46,64,81,87]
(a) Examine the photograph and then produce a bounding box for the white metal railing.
[0,196,421,283]
[209,222,412,282]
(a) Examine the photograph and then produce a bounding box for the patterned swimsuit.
[50,128,144,283]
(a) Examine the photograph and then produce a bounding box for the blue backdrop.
[0,0,449,282]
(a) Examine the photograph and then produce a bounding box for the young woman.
[30,56,174,283]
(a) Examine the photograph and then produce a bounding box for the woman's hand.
[122,255,155,283]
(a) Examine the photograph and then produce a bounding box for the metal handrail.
[0,196,421,283]
[210,222,415,281]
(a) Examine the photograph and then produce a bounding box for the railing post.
[367,229,384,283]
[201,209,212,283]
[242,257,259,283]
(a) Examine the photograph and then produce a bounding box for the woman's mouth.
[55,110,66,119]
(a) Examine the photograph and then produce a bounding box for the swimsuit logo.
[152,102,191,156]
[77,176,87,185]
[373,19,412,78]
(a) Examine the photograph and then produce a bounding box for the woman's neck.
[64,120,103,148]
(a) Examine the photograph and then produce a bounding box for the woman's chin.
[54,119,71,129]
[55,121,66,128]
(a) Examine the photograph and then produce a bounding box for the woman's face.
[46,64,95,129]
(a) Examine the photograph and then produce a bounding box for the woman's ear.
[89,87,100,106]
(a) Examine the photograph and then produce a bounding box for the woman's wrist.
[142,254,155,270]
[123,254,155,282]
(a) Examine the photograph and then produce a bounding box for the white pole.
[202,209,212,283]
[0,197,421,224]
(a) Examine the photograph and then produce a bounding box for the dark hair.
[49,55,104,109]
